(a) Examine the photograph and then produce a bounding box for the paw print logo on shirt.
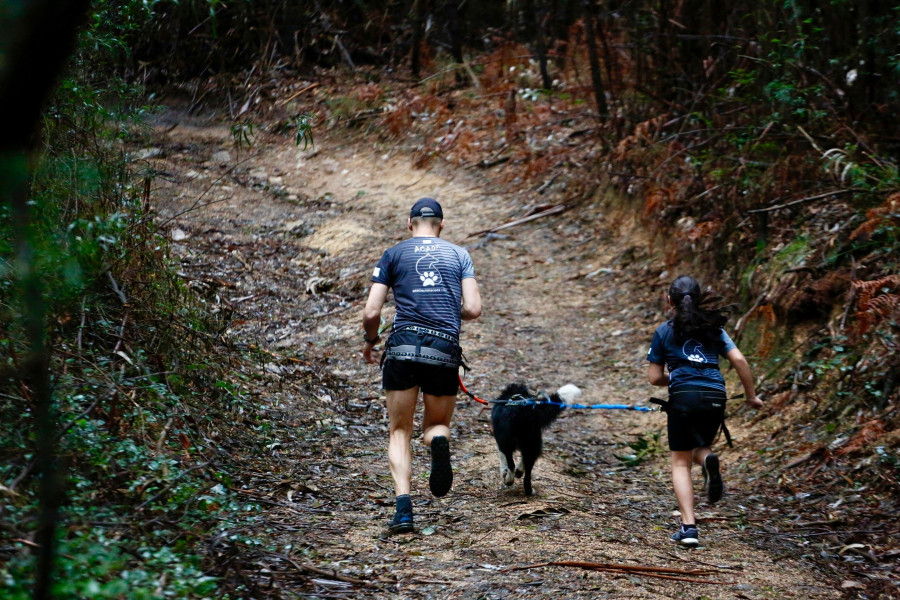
[415,252,442,287]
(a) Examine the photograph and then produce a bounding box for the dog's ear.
[499,382,530,399]
[556,384,582,405]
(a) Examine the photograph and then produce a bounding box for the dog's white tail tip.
[556,384,582,404]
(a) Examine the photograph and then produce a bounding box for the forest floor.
[144,105,843,599]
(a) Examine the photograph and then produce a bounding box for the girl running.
[647,275,764,546]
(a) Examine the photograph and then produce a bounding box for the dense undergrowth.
[0,4,266,598]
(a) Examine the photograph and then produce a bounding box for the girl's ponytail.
[670,276,729,342]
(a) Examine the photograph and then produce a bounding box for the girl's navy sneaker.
[671,525,699,546]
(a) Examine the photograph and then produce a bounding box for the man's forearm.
[460,278,481,320]
[362,313,380,340]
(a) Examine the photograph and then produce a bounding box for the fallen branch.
[299,303,356,322]
[788,519,844,529]
[609,571,733,585]
[272,553,383,587]
[783,446,827,469]
[226,292,268,304]
[312,0,355,70]
[461,59,482,90]
[399,175,426,189]
[467,204,568,238]
[505,560,734,585]
[743,528,890,538]
[248,344,311,365]
[505,560,714,576]
[476,155,510,169]
[135,461,212,511]
[534,173,560,194]
[687,184,721,203]
[418,57,484,87]
[278,82,320,106]
[107,271,128,305]
[346,108,383,125]
[747,189,855,214]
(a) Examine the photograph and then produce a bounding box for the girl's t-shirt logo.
[682,339,707,364]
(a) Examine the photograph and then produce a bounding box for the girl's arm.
[725,348,764,408]
[647,362,668,386]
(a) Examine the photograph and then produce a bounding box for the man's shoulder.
[435,238,472,257]
[382,238,414,255]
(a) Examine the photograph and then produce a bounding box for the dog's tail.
[556,384,582,405]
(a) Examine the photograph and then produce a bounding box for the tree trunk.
[553,0,577,71]
[582,0,608,116]
[410,0,428,77]
[596,1,615,102]
[443,0,465,83]
[524,0,553,89]
[0,2,92,599]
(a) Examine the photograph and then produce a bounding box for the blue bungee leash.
[513,397,655,411]
[459,374,655,411]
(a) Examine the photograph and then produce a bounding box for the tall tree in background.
[410,0,428,77]
[523,0,553,89]
[582,0,608,116]
[443,0,465,71]
[0,1,92,598]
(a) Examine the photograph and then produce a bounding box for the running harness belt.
[383,325,462,367]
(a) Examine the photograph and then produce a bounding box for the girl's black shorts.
[382,359,459,397]
[666,387,727,451]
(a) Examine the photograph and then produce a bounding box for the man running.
[362,197,482,534]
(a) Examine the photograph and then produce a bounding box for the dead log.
[467,204,568,238]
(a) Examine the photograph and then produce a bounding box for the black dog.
[491,383,582,496]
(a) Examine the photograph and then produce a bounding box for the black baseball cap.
[410,197,443,219]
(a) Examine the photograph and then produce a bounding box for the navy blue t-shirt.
[371,237,475,338]
[646,321,737,392]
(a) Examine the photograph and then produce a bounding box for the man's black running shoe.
[429,436,453,497]
[388,511,414,534]
[388,494,414,534]
[703,453,723,504]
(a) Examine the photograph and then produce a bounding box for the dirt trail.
[149,111,838,599]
